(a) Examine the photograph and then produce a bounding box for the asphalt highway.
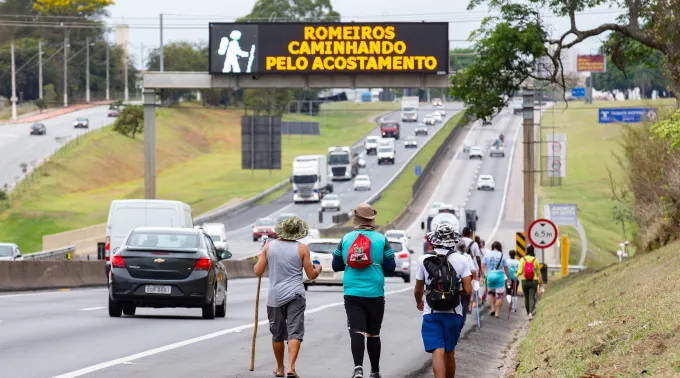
[0,107,527,378]
[216,103,464,260]
[0,105,114,189]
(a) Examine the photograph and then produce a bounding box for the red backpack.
[523,257,535,280]
[346,233,373,269]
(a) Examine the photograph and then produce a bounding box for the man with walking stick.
[254,217,322,377]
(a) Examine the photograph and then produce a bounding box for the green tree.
[35,98,47,112]
[33,0,113,16]
[449,48,476,71]
[113,105,144,138]
[43,84,57,106]
[452,0,680,119]
[594,53,669,99]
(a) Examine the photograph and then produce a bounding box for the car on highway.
[108,227,231,319]
[0,243,22,261]
[463,140,473,152]
[298,228,321,246]
[303,238,343,290]
[436,107,446,116]
[108,108,120,117]
[321,193,341,212]
[388,238,413,283]
[482,119,493,126]
[252,217,277,241]
[358,157,367,168]
[469,146,483,159]
[432,98,443,107]
[415,125,428,136]
[404,136,418,149]
[353,175,372,191]
[423,116,436,126]
[430,112,443,123]
[29,123,46,135]
[105,199,194,275]
[385,229,409,245]
[365,136,379,155]
[477,174,496,190]
[201,223,229,252]
[73,117,89,128]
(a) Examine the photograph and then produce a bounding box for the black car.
[482,119,493,126]
[74,117,89,128]
[414,127,428,136]
[30,123,46,135]
[108,227,231,319]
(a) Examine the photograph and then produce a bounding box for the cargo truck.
[401,96,419,122]
[292,155,333,203]
[328,146,359,180]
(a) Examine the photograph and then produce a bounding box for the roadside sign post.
[415,164,422,177]
[528,218,558,267]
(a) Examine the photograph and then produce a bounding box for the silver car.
[321,194,341,212]
[0,243,23,261]
[303,239,344,290]
[388,238,412,283]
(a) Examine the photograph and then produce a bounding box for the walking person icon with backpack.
[414,223,472,378]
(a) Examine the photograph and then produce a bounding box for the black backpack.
[423,251,460,312]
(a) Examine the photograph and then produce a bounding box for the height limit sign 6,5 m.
[528,218,558,249]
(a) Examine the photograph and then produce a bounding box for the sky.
[107,0,624,69]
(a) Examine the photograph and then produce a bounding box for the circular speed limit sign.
[528,218,558,249]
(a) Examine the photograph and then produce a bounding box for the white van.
[105,200,193,272]
[201,223,229,252]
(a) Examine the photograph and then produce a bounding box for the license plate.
[320,272,334,278]
[145,285,171,294]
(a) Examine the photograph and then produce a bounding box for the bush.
[43,84,57,106]
[35,98,47,112]
[620,107,680,251]
[112,104,144,138]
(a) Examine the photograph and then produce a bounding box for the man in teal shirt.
[333,203,395,378]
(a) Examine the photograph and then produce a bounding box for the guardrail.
[22,245,75,261]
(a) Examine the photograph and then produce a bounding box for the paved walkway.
[0,101,114,125]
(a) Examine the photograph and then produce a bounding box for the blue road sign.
[571,87,585,98]
[598,107,658,123]
[415,164,422,176]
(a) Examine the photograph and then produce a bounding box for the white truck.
[490,139,505,157]
[512,97,523,114]
[401,96,419,122]
[365,136,379,155]
[328,146,358,181]
[420,204,469,253]
[292,155,332,203]
[377,138,396,165]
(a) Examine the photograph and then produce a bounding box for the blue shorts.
[421,313,464,353]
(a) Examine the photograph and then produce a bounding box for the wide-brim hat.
[274,216,309,241]
[426,223,460,248]
[353,203,377,228]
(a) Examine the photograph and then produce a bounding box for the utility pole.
[38,40,43,100]
[159,14,164,72]
[105,43,110,101]
[124,46,129,101]
[10,41,17,121]
[63,32,69,107]
[86,36,90,103]
[140,42,144,70]
[522,86,535,236]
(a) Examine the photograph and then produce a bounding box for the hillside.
[0,103,394,252]
[515,242,680,377]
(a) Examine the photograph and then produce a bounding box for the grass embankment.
[0,102,393,252]
[537,99,675,269]
[516,242,680,377]
[372,112,465,226]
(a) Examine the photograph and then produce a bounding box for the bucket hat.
[353,203,377,229]
[274,216,309,241]
[426,222,460,248]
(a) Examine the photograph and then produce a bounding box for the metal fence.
[22,245,76,261]
[281,121,321,135]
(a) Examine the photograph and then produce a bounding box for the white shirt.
[459,251,477,274]
[416,248,472,316]
[461,237,482,259]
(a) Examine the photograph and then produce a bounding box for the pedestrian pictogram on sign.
[415,164,422,176]
[528,218,558,249]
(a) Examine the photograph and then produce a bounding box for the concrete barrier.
[0,259,263,292]
[0,261,106,291]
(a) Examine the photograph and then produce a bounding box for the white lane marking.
[53,286,412,378]
[407,121,480,233]
[486,116,523,242]
[79,307,104,311]
[0,288,107,299]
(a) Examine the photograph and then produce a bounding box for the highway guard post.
[561,234,570,277]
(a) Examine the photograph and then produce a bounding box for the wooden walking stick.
[250,276,262,371]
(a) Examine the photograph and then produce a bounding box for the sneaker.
[528,313,533,320]
[369,372,381,378]
[490,311,495,317]
[352,366,364,378]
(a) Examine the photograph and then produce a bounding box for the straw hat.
[353,203,377,229]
